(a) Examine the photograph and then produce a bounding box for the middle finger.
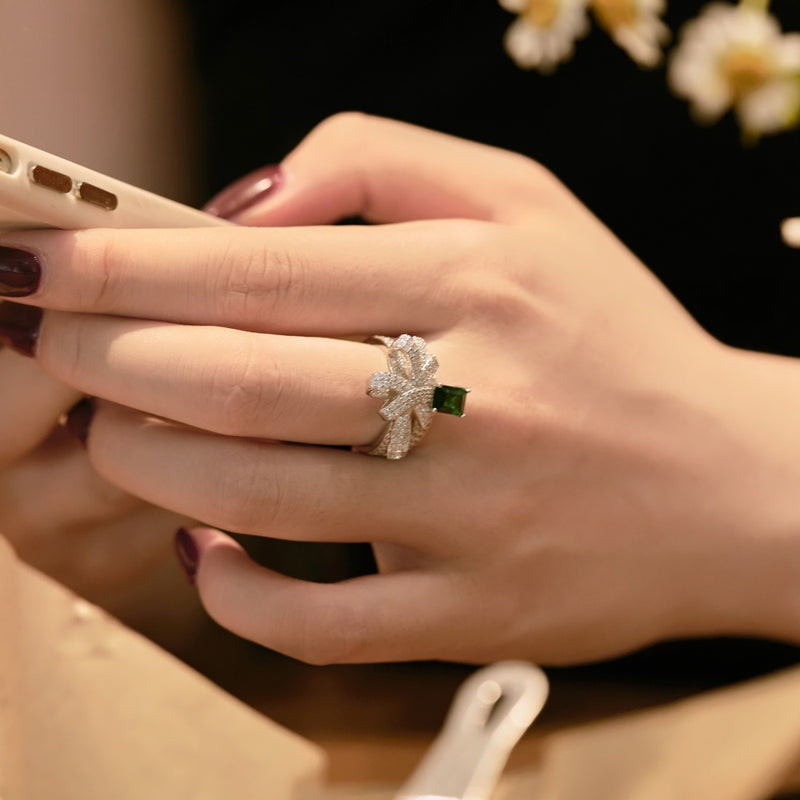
[37,311,394,446]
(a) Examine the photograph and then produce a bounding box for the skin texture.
[3,114,800,665]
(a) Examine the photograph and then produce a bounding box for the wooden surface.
[174,619,800,786]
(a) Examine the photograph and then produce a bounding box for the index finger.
[1,219,509,335]
[229,113,581,228]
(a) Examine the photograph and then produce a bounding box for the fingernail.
[203,164,284,220]
[0,246,42,297]
[64,397,96,445]
[174,528,199,585]
[0,301,43,357]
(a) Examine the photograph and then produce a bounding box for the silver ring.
[364,334,469,460]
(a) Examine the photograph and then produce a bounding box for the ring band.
[364,334,469,460]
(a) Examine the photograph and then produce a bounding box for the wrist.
[672,344,800,645]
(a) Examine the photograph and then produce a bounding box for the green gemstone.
[432,385,469,417]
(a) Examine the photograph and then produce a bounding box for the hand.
[0,325,195,630]
[4,114,800,665]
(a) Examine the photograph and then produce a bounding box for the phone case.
[0,133,230,230]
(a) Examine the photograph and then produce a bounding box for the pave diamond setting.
[366,334,468,459]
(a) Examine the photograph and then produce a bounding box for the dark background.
[187,0,800,357]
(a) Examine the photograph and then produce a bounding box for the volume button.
[77,182,118,210]
[30,164,72,193]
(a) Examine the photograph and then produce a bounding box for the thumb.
[209,113,573,228]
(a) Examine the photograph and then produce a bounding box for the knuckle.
[71,230,125,310]
[430,220,502,289]
[516,152,563,191]
[206,339,280,435]
[209,444,281,532]
[499,150,569,205]
[215,239,306,326]
[436,222,536,328]
[307,111,375,149]
[463,275,536,330]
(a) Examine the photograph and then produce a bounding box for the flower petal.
[612,25,666,68]
[738,78,800,134]
[497,0,529,12]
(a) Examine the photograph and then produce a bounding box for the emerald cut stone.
[432,385,469,417]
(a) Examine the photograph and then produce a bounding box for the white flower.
[498,0,531,11]
[500,0,591,73]
[781,216,800,248]
[668,3,800,136]
[591,0,670,67]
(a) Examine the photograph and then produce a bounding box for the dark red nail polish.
[0,301,43,357]
[64,397,96,445]
[174,528,199,585]
[0,246,42,297]
[203,164,284,220]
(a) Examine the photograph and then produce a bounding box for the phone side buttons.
[77,182,118,210]
[30,164,72,193]
[28,161,119,212]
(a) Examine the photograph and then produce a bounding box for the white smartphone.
[0,132,231,230]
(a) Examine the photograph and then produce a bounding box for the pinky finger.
[179,527,465,665]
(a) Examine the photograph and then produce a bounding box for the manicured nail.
[0,302,43,357]
[203,164,284,220]
[0,246,42,297]
[174,528,199,585]
[64,397,96,445]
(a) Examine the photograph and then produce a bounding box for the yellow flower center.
[524,0,560,28]
[592,0,637,31]
[719,48,772,98]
